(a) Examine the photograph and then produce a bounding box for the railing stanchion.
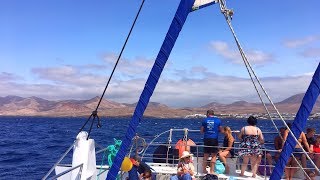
[264,149,267,179]
[42,141,77,180]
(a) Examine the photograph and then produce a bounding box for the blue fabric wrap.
[106,0,196,179]
[270,63,320,180]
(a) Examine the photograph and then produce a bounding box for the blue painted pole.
[106,0,196,179]
[270,63,320,179]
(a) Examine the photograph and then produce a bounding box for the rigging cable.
[218,0,279,136]
[218,0,319,178]
[78,0,146,139]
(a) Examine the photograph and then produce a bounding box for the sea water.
[1,116,319,179]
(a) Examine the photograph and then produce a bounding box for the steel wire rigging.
[218,0,319,178]
[78,0,146,139]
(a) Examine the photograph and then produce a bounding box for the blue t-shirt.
[202,116,221,139]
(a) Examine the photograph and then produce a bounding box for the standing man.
[200,110,221,174]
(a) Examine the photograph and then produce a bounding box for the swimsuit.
[313,145,320,153]
[223,136,235,157]
[238,127,262,156]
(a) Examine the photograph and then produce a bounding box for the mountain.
[0,95,126,117]
[0,93,318,118]
[201,102,224,108]
[277,93,304,104]
[274,93,320,115]
[0,95,24,104]
[124,102,168,108]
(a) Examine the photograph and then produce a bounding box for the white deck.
[55,157,320,180]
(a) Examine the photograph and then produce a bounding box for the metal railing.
[43,141,77,180]
[47,163,83,180]
[43,128,318,180]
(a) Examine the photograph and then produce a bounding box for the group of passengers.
[128,109,320,180]
[199,110,264,178]
[274,124,320,180]
[172,109,320,180]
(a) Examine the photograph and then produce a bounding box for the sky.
[0,0,319,107]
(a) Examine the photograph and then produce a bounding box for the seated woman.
[274,127,286,161]
[170,151,195,180]
[310,136,320,176]
[283,123,311,180]
[129,156,153,180]
[218,126,234,174]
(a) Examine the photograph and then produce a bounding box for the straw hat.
[180,151,193,159]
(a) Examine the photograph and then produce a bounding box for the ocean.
[1,116,319,179]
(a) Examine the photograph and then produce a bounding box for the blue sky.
[0,0,319,107]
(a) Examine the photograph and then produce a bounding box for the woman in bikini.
[283,123,311,180]
[310,136,320,176]
[218,126,234,174]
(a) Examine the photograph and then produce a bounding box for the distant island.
[0,93,319,119]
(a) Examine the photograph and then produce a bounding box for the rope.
[78,0,146,138]
[97,150,108,180]
[128,134,147,156]
[218,0,319,178]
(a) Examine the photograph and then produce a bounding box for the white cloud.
[283,35,320,48]
[152,73,312,107]
[209,41,274,64]
[102,53,154,77]
[300,47,320,58]
[0,81,99,100]
[0,66,313,108]
[191,66,208,73]
[31,65,107,86]
[0,67,312,107]
[0,72,21,81]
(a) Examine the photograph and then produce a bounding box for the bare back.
[239,126,264,144]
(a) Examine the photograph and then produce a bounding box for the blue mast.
[106,0,196,179]
[270,63,320,179]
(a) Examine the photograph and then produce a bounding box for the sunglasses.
[185,156,190,159]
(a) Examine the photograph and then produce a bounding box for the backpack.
[214,159,225,174]
[202,174,218,180]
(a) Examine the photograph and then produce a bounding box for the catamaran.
[42,0,320,179]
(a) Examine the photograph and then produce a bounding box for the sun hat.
[180,151,193,159]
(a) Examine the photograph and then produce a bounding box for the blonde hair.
[224,126,233,141]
